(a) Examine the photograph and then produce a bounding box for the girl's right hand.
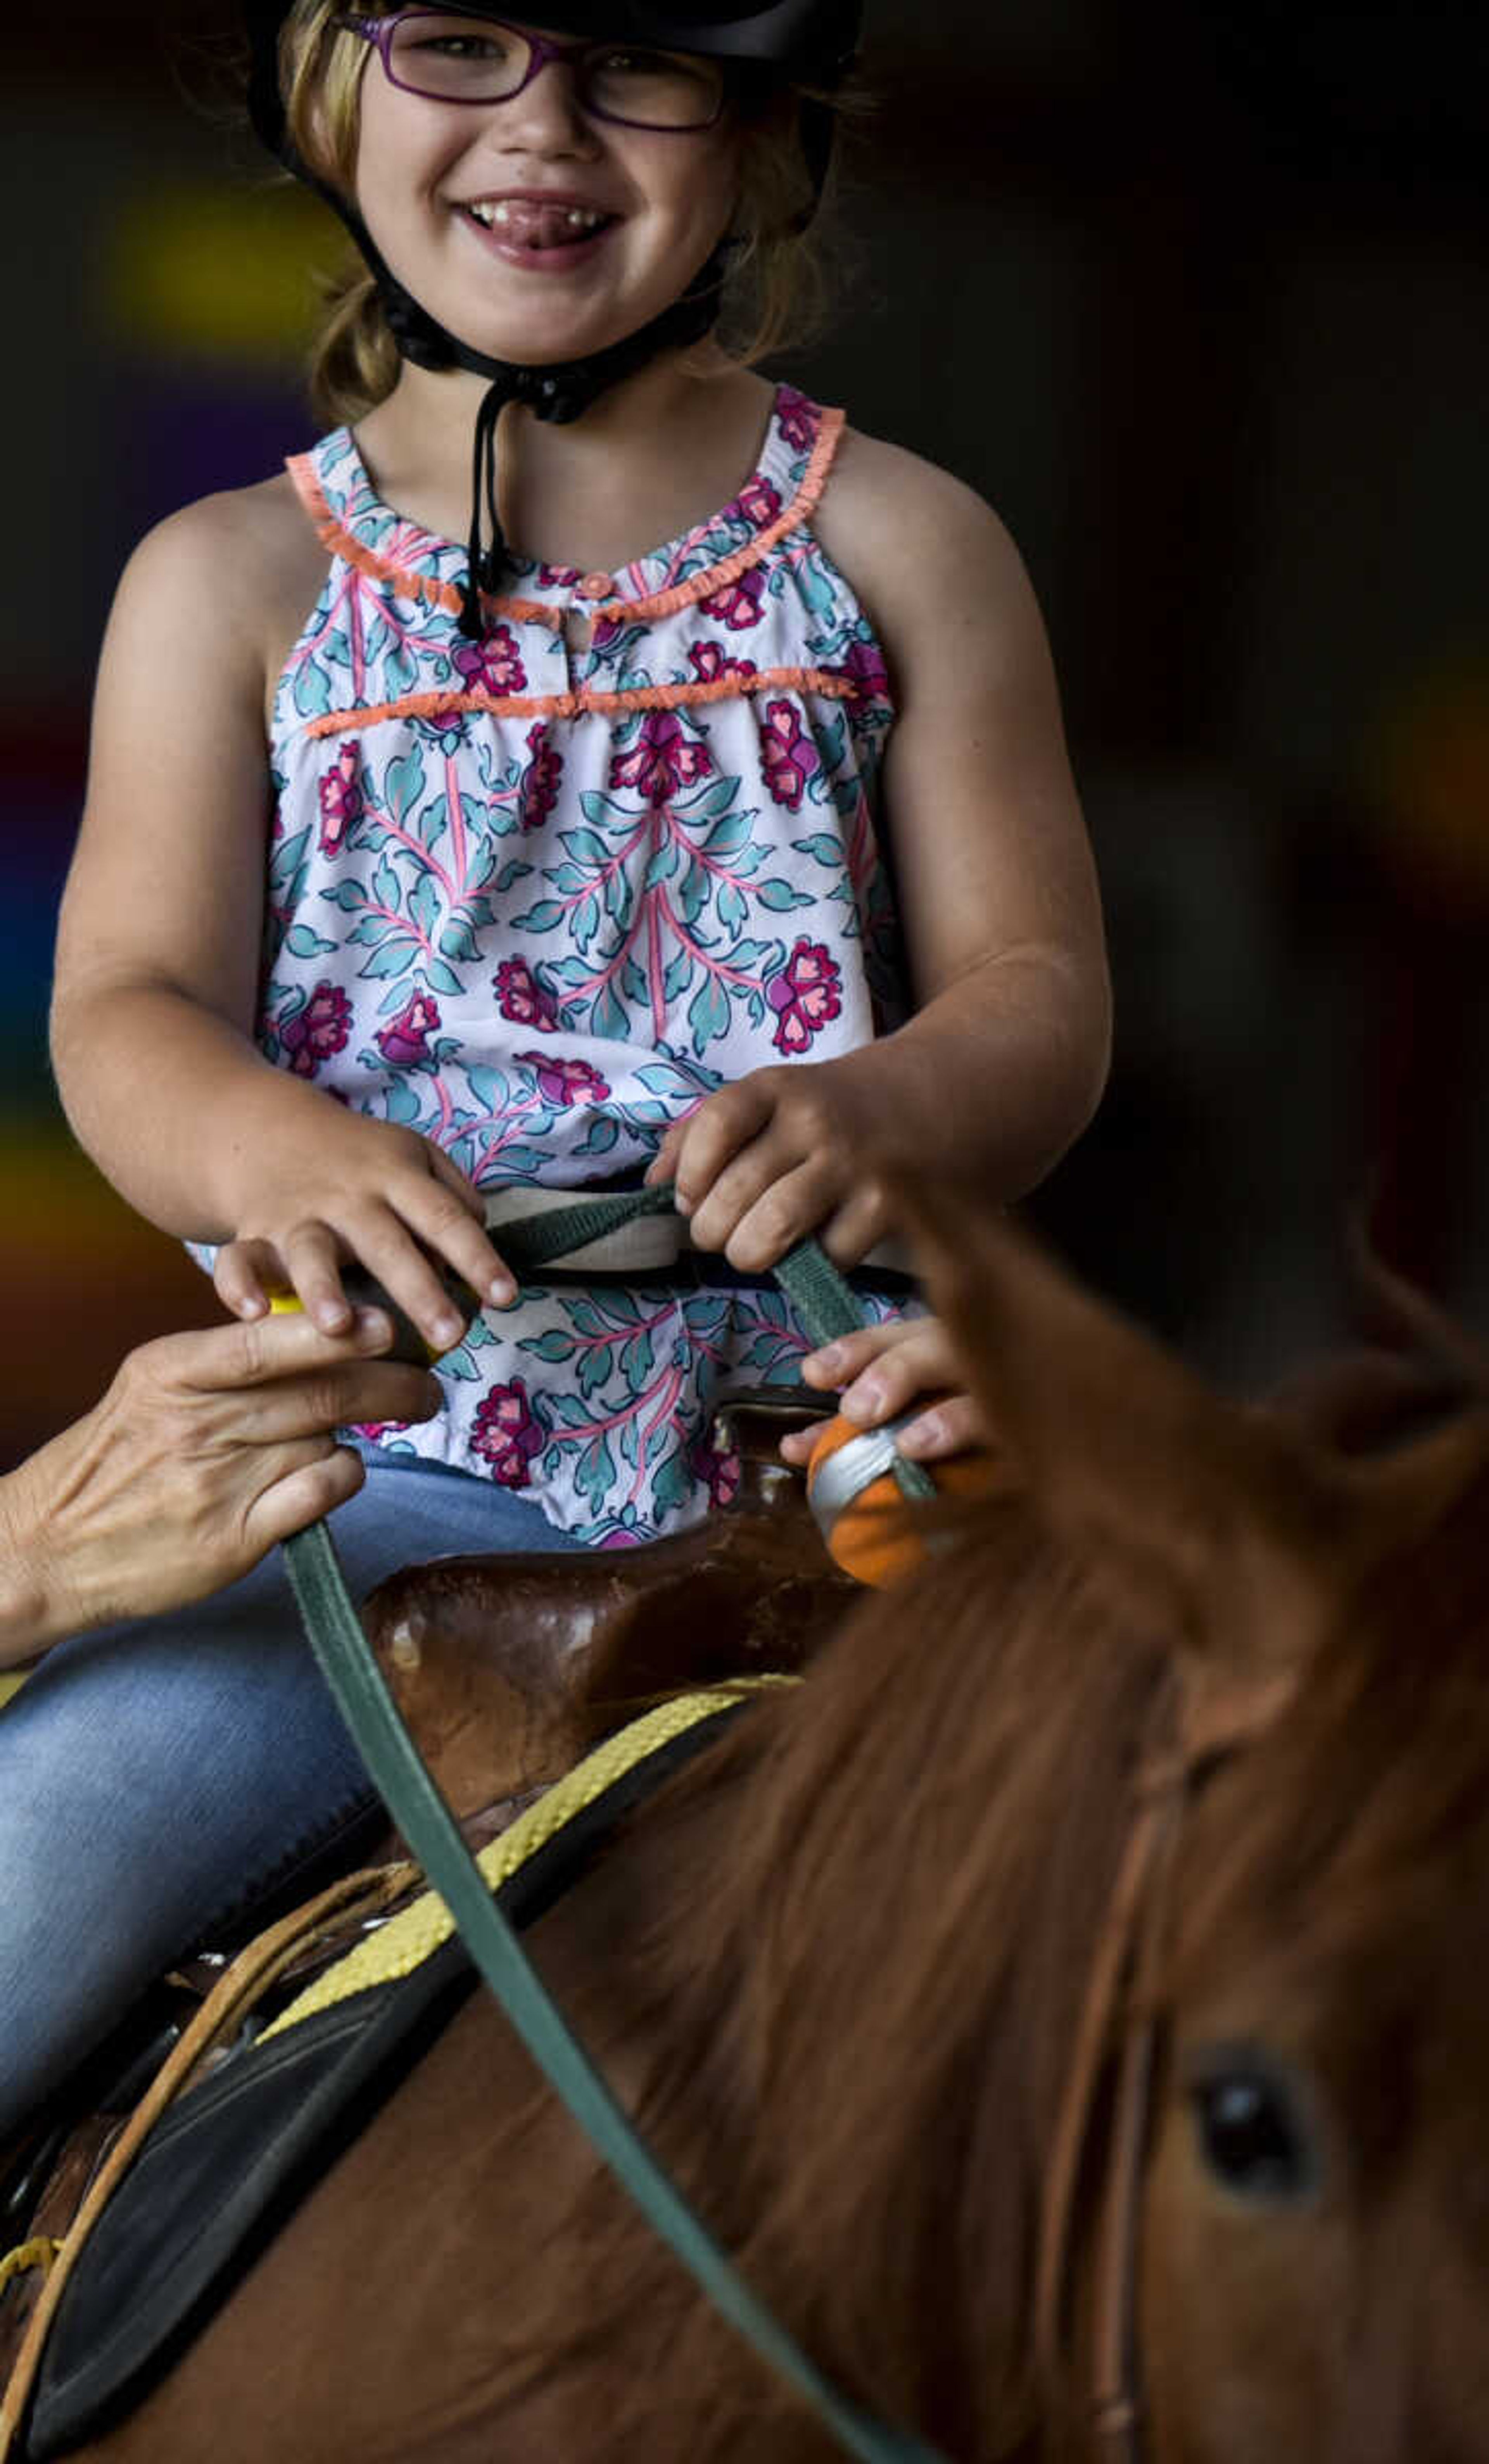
[212,1108,516,1355]
[779,1315,988,1467]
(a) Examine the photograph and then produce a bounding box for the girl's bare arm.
[51,493,514,1348]
[649,435,1111,1270]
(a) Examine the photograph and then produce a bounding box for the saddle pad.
[24,1691,750,2460]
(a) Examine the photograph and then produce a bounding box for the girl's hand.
[778,1315,987,1467]
[643,1056,892,1274]
[0,1310,442,1658]
[212,1108,516,1355]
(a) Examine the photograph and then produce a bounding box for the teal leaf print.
[651,1448,695,1517]
[687,776,741,825]
[386,746,426,823]
[577,1342,613,1399]
[385,641,420,699]
[358,937,421,981]
[493,861,534,894]
[408,872,441,939]
[643,842,681,890]
[576,1432,616,1517]
[575,1116,621,1157]
[371,857,402,912]
[592,979,629,1042]
[285,924,337,959]
[578,790,635,828]
[321,880,368,913]
[292,659,332,721]
[560,826,611,867]
[700,808,752,861]
[791,833,843,868]
[757,878,816,911]
[687,972,732,1052]
[426,958,465,997]
[511,899,566,932]
[716,882,748,936]
[519,1328,579,1363]
[573,892,602,952]
[620,1329,655,1388]
[383,1079,423,1127]
[663,947,694,1004]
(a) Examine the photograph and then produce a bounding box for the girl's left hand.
[644,1056,891,1273]
[778,1315,988,1467]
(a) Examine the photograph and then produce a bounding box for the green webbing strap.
[489,1189,938,1508]
[281,1522,940,2463]
[280,1208,946,2461]
[493,1184,681,1277]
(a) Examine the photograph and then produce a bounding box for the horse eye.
[1187,2058,1318,2203]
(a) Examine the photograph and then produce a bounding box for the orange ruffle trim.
[301,666,857,740]
[285,403,846,634]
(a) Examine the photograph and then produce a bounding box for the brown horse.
[66,1198,1489,2462]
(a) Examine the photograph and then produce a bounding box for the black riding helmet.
[244,0,862,630]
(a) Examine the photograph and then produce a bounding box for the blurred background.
[4,0,1487,1472]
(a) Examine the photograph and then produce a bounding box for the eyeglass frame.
[332,9,731,132]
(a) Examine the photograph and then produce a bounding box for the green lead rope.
[282,1195,943,2462]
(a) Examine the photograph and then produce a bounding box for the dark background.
[4,0,1487,1470]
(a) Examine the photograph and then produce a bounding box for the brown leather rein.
[1034,1671,1296,2461]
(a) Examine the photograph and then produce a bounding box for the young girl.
[5,1,1107,2134]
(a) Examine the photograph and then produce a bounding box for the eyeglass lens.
[387,15,725,128]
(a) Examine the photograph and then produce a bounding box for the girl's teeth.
[469,202,605,238]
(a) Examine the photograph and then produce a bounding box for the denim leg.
[0,1456,582,2136]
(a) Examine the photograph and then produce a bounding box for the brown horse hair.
[453,1358,1489,2458]
[460,1495,1176,2458]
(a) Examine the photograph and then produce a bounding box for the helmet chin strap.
[357,219,731,639]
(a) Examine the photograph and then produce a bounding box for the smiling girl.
[5,2,1108,2133]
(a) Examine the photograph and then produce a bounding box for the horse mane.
[478,1493,1175,2458]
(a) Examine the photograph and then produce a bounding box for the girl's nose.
[482,58,602,159]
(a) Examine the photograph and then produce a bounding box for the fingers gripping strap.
[281,1521,940,2464]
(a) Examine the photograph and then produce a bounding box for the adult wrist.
[0,1456,67,1665]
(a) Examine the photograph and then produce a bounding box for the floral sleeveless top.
[261,384,907,1543]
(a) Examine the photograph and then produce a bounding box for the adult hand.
[211,1107,516,1354]
[777,1315,987,1467]
[0,1308,441,1663]
[644,1053,893,1274]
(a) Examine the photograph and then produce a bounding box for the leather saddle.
[0,1390,846,2386]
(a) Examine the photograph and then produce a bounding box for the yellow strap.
[0,2238,59,2293]
[261,1681,792,2045]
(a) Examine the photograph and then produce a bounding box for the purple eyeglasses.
[334,10,729,131]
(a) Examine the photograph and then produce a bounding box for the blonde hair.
[277,0,857,426]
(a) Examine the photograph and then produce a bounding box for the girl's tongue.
[475,200,608,251]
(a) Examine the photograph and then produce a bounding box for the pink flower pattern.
[608,710,713,806]
[375,991,441,1065]
[279,982,352,1078]
[765,939,843,1056]
[517,721,563,832]
[471,1379,546,1490]
[699,566,766,632]
[494,957,560,1033]
[760,699,822,813]
[452,625,527,696]
[837,635,892,708]
[688,640,758,687]
[514,1051,612,1108]
[731,473,783,530]
[317,741,364,855]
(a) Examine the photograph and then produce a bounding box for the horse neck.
[611,1514,1172,2457]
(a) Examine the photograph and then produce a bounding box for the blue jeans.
[0,1454,582,2138]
